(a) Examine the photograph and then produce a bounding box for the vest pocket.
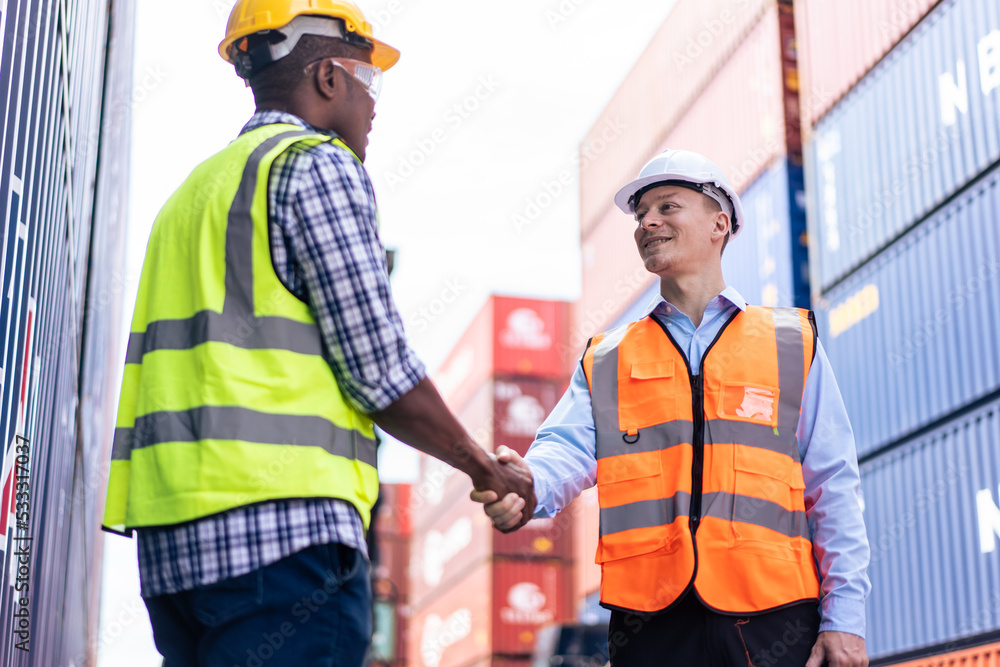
[729,448,808,562]
[618,360,678,427]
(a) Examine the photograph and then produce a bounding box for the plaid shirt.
[136,111,425,597]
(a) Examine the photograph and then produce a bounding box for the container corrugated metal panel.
[721,158,800,307]
[409,490,493,611]
[409,560,493,667]
[0,0,133,663]
[860,397,1000,659]
[806,0,1000,292]
[579,0,772,238]
[814,162,1000,457]
[493,560,571,656]
[888,641,1000,666]
[569,488,601,611]
[795,0,940,128]
[434,298,494,412]
[492,377,561,457]
[653,4,786,194]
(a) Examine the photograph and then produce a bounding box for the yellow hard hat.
[219,0,400,77]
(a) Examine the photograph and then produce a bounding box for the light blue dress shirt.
[525,286,871,637]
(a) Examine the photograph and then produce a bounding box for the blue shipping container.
[861,397,1000,659]
[0,0,134,663]
[814,161,1000,457]
[806,0,1000,292]
[609,157,806,331]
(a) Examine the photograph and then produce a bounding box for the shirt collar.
[642,285,748,319]
[239,110,339,139]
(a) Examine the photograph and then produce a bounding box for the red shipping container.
[492,297,569,380]
[408,561,493,667]
[411,381,493,533]
[579,0,772,238]
[432,298,494,412]
[795,0,938,129]
[492,377,562,456]
[375,483,413,537]
[493,560,572,656]
[569,488,602,608]
[494,512,572,562]
[373,532,411,602]
[409,490,494,611]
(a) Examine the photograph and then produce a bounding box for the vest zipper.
[689,372,705,535]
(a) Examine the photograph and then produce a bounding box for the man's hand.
[470,446,535,533]
[805,631,868,667]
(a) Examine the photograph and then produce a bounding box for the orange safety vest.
[582,305,821,614]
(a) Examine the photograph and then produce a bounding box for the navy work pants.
[144,543,371,667]
[608,592,821,666]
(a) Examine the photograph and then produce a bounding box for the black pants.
[608,592,820,667]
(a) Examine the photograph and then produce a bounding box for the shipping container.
[0,0,134,664]
[492,299,569,380]
[375,482,414,538]
[569,489,602,611]
[795,0,940,129]
[860,397,1000,659]
[492,377,562,457]
[409,490,494,610]
[814,161,1000,457]
[579,0,772,238]
[494,512,572,563]
[806,0,1000,292]
[409,560,493,667]
[433,297,495,413]
[493,559,572,656]
[886,640,1000,666]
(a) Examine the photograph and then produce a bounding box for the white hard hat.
[614,149,745,238]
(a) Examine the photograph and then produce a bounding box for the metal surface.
[570,488,601,612]
[408,559,493,667]
[860,397,1000,659]
[885,640,1000,666]
[795,0,940,128]
[814,161,1000,457]
[806,0,1000,292]
[0,0,134,664]
[492,559,571,656]
[492,298,569,381]
[579,0,772,238]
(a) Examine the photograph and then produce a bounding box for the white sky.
[98,1,676,664]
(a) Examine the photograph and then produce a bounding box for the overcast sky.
[98,1,677,664]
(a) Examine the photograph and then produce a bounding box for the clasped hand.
[471,446,535,533]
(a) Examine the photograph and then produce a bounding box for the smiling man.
[474,150,871,667]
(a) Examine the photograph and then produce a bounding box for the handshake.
[470,446,535,533]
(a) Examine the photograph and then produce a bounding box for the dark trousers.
[144,543,371,667]
[608,592,820,667]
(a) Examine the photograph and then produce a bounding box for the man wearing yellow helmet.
[102,2,533,665]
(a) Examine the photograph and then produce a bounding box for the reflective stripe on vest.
[585,306,821,614]
[103,126,378,535]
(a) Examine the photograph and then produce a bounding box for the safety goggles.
[306,57,382,101]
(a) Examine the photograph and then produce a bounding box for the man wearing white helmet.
[102,2,532,665]
[474,150,870,666]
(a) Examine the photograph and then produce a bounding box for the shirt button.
[665,306,672,313]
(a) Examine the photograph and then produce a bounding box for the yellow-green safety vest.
[102,124,379,535]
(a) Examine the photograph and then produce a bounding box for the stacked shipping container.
[798,0,1000,662]
[370,483,413,665]
[409,296,573,667]
[0,0,134,664]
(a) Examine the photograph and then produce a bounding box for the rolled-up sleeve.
[281,146,425,412]
[798,340,872,637]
